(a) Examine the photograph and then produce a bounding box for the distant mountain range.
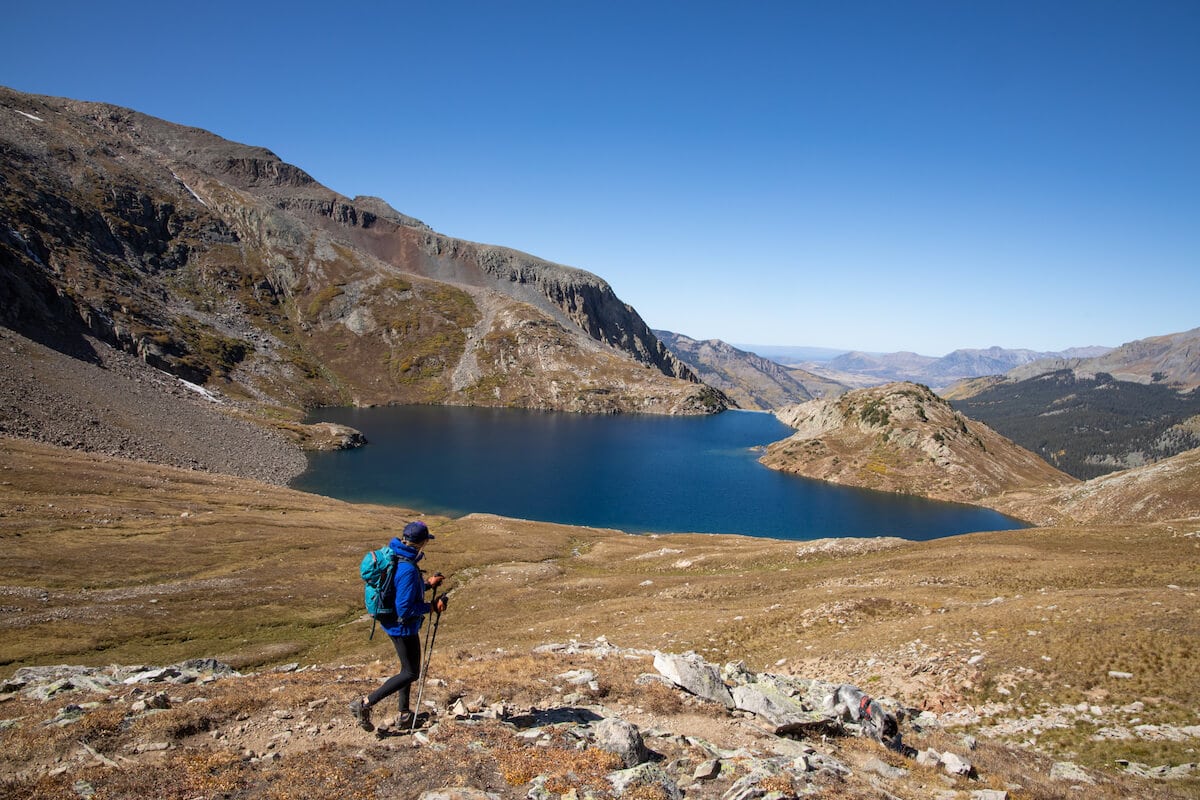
[1000,327,1200,388]
[730,344,849,364]
[944,327,1200,480]
[789,345,1114,390]
[727,329,1199,397]
[667,327,1200,480]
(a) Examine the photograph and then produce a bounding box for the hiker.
[349,520,446,732]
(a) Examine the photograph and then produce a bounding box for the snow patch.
[171,171,208,206]
[13,109,43,122]
[179,380,222,403]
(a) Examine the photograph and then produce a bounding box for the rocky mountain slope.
[1000,326,1200,389]
[655,331,847,410]
[942,328,1200,479]
[0,326,317,484]
[760,383,1077,505]
[0,85,726,418]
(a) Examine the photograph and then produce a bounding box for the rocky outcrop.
[6,644,1148,799]
[762,382,1076,504]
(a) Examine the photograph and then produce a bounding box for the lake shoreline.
[293,405,1025,541]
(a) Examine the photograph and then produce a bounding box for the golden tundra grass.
[1,436,1198,785]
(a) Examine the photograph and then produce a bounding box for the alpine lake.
[291,405,1026,541]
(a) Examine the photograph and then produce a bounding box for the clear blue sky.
[4,1,1198,356]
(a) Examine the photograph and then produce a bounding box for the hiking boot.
[349,697,374,731]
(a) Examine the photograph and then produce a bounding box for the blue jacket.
[380,537,433,637]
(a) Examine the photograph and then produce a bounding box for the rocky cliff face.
[761,382,1077,506]
[0,86,726,418]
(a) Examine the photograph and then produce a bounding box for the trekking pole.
[414,603,444,726]
[419,573,443,673]
[411,584,441,733]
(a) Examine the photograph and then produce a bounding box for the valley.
[2,83,1199,799]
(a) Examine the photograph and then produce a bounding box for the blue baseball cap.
[402,520,434,542]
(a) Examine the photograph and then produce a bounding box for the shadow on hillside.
[505,706,603,729]
[2,309,104,368]
[0,256,106,365]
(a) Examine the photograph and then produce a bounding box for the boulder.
[939,751,975,778]
[592,717,649,768]
[652,652,733,708]
[730,678,830,734]
[606,762,682,800]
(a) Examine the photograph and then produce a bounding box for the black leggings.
[367,632,421,713]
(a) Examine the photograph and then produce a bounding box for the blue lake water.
[291,405,1026,541]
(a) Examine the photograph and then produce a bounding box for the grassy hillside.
[2,436,1198,799]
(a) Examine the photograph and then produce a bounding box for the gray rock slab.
[730,678,834,734]
[652,652,733,708]
[863,756,907,779]
[417,791,501,800]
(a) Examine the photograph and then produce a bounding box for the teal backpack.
[359,546,414,639]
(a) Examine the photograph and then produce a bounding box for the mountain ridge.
[654,330,847,410]
[998,326,1200,388]
[0,85,727,419]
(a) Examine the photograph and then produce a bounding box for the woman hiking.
[349,520,446,732]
